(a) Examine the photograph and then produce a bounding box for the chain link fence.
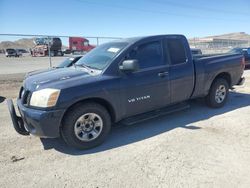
[189,38,250,54]
[1,33,250,74]
[0,34,122,70]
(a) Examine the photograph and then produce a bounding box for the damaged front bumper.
[7,99,65,138]
[7,99,30,135]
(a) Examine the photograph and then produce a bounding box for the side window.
[129,41,163,69]
[83,41,89,46]
[166,38,187,65]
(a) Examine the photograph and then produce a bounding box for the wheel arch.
[60,97,116,127]
[209,72,232,91]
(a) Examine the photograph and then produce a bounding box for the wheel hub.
[74,113,103,142]
[215,85,226,103]
[81,121,94,132]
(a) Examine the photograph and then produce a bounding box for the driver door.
[119,40,171,118]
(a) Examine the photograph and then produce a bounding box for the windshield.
[76,42,128,70]
[6,49,15,52]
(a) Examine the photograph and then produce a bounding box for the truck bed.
[193,53,234,60]
[191,53,244,98]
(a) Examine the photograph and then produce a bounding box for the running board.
[121,102,190,125]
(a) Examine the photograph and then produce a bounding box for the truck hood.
[24,67,100,91]
[26,68,54,77]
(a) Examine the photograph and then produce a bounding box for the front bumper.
[7,99,65,138]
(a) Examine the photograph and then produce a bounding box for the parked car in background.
[191,48,202,55]
[17,49,30,57]
[5,48,22,57]
[17,49,28,54]
[229,47,250,68]
[57,56,82,68]
[26,56,83,77]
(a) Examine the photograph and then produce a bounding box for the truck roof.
[115,34,185,44]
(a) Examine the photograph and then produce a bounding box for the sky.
[0,0,250,44]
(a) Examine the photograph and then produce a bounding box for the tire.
[206,78,229,108]
[61,103,111,150]
[58,51,63,56]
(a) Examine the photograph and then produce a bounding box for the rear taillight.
[241,57,245,69]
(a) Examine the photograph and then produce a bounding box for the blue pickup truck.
[7,35,245,149]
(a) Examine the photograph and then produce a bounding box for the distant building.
[189,32,250,53]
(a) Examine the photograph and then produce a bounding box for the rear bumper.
[7,99,65,138]
[237,77,245,86]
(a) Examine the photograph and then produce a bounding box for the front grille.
[22,90,31,105]
[26,92,32,105]
[19,87,31,105]
[19,87,24,99]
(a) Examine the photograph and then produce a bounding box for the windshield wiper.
[75,64,95,72]
[76,64,101,71]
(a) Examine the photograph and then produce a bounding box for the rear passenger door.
[164,37,195,103]
[120,40,171,117]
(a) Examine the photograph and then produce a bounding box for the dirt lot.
[0,54,65,75]
[0,54,67,98]
[0,62,250,187]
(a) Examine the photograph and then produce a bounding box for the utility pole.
[47,36,52,68]
[97,37,99,46]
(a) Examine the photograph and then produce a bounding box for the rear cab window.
[165,38,187,65]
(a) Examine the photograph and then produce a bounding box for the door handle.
[158,71,169,77]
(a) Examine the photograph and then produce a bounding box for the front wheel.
[206,78,229,108]
[61,103,111,150]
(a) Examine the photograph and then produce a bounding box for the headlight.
[30,88,60,108]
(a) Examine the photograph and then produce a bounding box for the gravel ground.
[0,66,250,187]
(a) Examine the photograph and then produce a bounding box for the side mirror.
[119,59,139,72]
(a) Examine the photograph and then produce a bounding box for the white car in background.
[5,48,22,57]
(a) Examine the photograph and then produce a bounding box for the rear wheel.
[61,103,111,150]
[206,78,229,108]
